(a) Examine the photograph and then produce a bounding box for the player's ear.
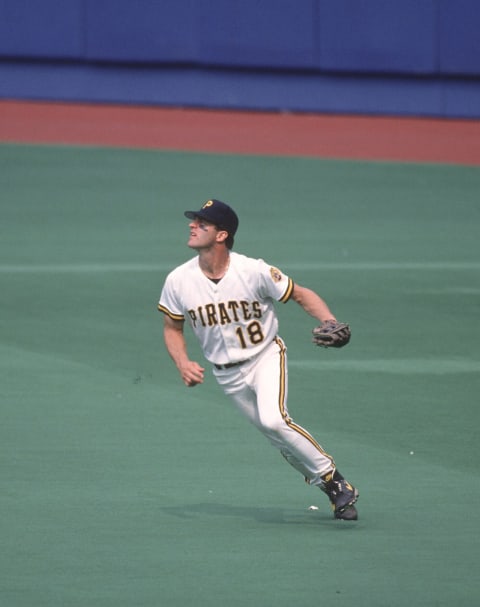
[216,229,228,245]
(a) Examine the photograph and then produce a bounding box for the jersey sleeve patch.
[157,303,185,320]
[270,266,283,283]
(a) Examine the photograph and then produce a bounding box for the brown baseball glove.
[312,320,351,348]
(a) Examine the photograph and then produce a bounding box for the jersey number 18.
[235,321,264,348]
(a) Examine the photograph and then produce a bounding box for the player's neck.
[198,248,230,280]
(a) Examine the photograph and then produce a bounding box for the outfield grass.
[1,143,479,606]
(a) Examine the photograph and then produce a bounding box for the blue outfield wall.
[0,0,479,118]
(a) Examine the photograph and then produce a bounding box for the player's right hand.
[179,361,205,387]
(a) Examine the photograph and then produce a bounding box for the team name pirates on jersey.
[188,300,262,328]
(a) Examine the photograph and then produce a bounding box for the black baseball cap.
[184,199,239,237]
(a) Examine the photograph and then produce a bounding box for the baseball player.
[158,199,359,520]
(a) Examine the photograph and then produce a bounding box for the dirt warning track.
[1,100,479,165]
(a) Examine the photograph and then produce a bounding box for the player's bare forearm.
[291,283,336,323]
[163,317,205,387]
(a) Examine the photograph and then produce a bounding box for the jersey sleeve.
[257,260,294,303]
[157,271,185,320]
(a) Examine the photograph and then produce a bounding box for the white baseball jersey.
[158,251,294,365]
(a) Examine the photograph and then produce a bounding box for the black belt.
[214,359,250,370]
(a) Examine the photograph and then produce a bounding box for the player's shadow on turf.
[160,502,330,526]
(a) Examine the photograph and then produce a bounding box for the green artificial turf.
[1,143,479,606]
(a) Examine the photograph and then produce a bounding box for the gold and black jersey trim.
[279,277,294,303]
[157,303,184,321]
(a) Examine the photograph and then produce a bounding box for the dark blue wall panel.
[197,0,317,69]
[84,0,320,69]
[0,0,480,118]
[2,59,479,119]
[1,0,480,75]
[84,0,198,63]
[0,0,84,59]
[438,0,480,75]
[317,0,437,74]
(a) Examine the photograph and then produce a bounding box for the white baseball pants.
[213,337,335,486]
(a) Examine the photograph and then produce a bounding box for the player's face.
[187,217,222,250]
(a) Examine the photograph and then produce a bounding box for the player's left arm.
[291,283,336,323]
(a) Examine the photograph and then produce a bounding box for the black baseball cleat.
[334,501,358,521]
[321,470,359,520]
